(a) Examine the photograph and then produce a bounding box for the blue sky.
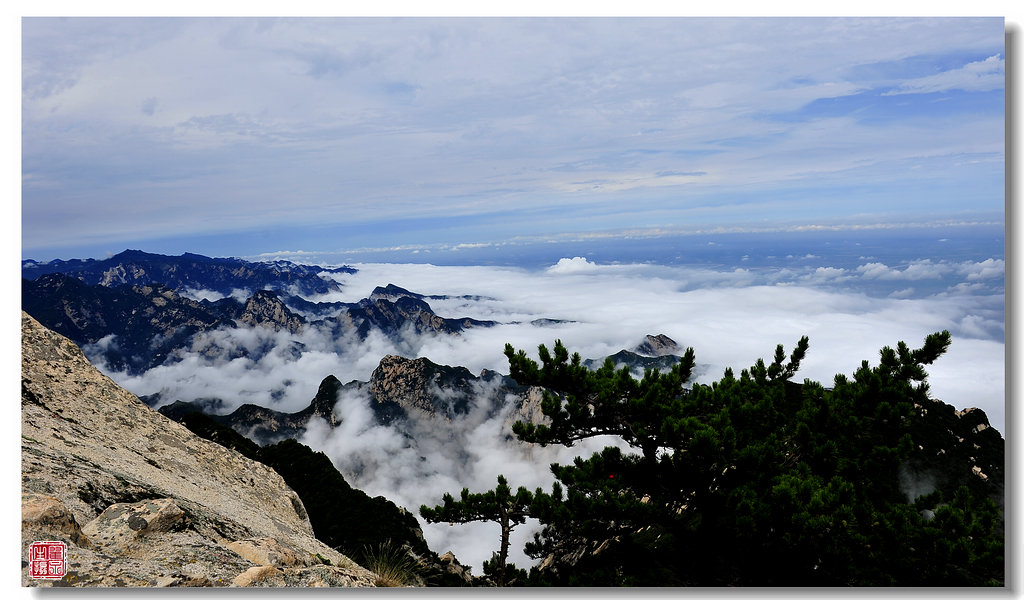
[21,17,1005,261]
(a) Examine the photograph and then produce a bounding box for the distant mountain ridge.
[156,354,550,445]
[22,249,353,296]
[22,274,238,374]
[154,338,689,452]
[22,252,500,376]
[332,287,497,341]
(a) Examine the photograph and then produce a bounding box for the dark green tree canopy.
[420,475,537,587]
[500,331,1002,586]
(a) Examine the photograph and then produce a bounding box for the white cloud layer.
[101,257,1004,429]
[88,256,1004,572]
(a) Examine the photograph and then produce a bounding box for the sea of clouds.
[95,256,1004,573]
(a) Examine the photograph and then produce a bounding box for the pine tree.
[420,475,536,586]
[502,331,1003,586]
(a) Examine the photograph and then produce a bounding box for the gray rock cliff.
[20,312,376,587]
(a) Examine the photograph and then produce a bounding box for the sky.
[20,16,1005,262]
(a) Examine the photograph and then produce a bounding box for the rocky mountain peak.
[240,290,305,333]
[308,375,344,426]
[369,284,422,302]
[634,334,680,357]
[135,282,182,306]
[369,355,478,419]
[337,293,497,342]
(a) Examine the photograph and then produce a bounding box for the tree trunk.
[497,509,510,586]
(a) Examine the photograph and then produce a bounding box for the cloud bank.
[100,256,1004,429]
[88,256,1002,572]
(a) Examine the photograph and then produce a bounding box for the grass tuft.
[361,540,419,587]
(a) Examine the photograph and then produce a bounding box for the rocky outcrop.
[437,551,474,585]
[239,290,305,333]
[20,312,375,587]
[158,376,346,444]
[635,334,681,357]
[368,284,495,304]
[333,293,497,342]
[581,336,704,378]
[902,401,1005,511]
[159,353,553,452]
[583,349,683,374]
[369,355,482,419]
[22,493,92,549]
[22,274,237,374]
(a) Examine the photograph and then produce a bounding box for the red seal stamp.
[29,541,67,580]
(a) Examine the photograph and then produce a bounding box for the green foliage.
[362,539,421,587]
[482,554,529,587]
[175,411,261,459]
[170,416,430,569]
[506,340,699,461]
[255,439,430,561]
[420,475,536,586]
[503,331,1003,586]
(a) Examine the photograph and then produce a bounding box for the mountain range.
[20,249,1005,586]
[22,251,500,376]
[23,249,352,296]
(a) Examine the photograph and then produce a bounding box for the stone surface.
[22,493,92,549]
[239,289,305,333]
[634,333,681,357]
[82,498,186,555]
[20,312,376,587]
[226,537,308,568]
[233,565,283,587]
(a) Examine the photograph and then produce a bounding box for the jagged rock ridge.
[22,249,352,296]
[634,333,680,357]
[23,274,499,376]
[330,286,497,342]
[240,290,305,333]
[22,274,239,374]
[159,355,549,445]
[154,336,689,446]
[21,312,376,587]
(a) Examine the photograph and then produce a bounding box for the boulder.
[22,493,91,549]
[82,498,185,555]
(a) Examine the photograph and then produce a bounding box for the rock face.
[333,292,497,342]
[158,375,347,444]
[20,312,375,587]
[21,274,237,374]
[163,354,551,444]
[583,349,682,375]
[369,355,483,419]
[239,290,305,333]
[634,334,681,357]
